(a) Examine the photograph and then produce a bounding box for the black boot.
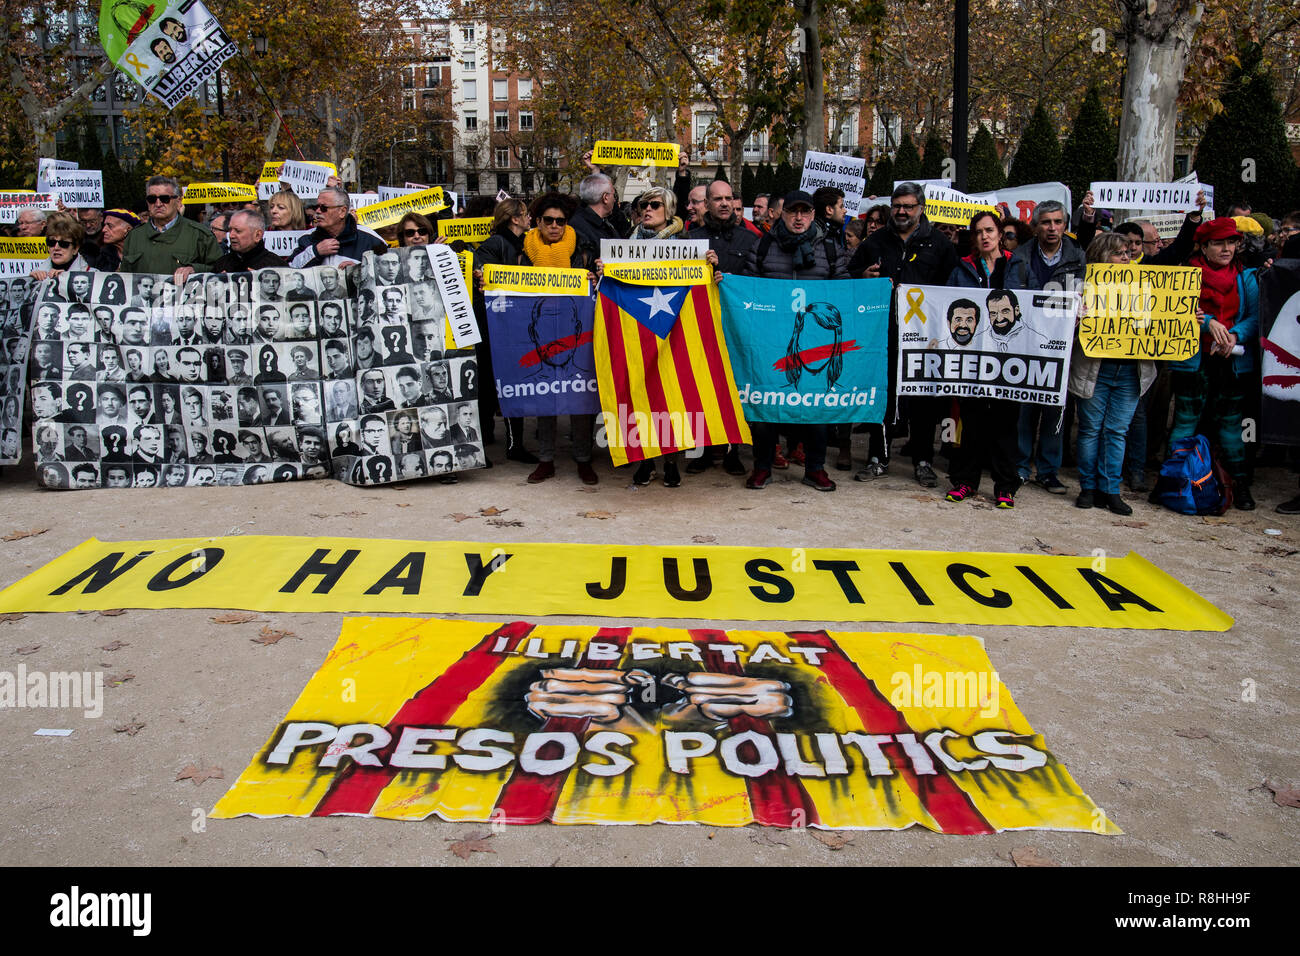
[1103,492,1133,516]
[1233,481,1256,511]
[504,417,538,464]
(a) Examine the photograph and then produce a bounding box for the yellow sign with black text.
[355,187,448,230]
[601,260,710,286]
[1080,263,1203,360]
[182,182,258,205]
[592,140,680,167]
[0,536,1232,631]
[438,217,493,245]
[484,264,591,296]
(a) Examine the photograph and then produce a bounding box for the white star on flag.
[638,286,680,319]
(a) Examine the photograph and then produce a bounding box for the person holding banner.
[1070,234,1157,515]
[290,187,387,269]
[213,210,287,273]
[92,209,140,272]
[1169,217,1260,510]
[520,192,598,485]
[30,212,91,280]
[121,176,221,281]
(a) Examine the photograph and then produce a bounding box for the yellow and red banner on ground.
[0,536,1232,631]
[213,618,1120,831]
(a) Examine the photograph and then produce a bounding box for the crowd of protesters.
[5,155,1299,516]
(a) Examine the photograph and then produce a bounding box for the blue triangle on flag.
[604,278,686,339]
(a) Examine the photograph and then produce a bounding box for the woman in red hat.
[1169,217,1259,509]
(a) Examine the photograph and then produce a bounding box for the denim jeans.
[1076,361,1141,493]
[1123,389,1148,477]
[1017,404,1064,480]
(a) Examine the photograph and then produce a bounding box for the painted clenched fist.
[526,668,654,722]
[662,673,793,722]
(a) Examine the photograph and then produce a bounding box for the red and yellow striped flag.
[595,264,750,466]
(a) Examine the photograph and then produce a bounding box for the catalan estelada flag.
[595,262,750,465]
[212,618,1121,832]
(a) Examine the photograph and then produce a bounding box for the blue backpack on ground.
[1151,435,1231,515]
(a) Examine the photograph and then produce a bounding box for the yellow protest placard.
[0,236,49,275]
[1080,263,1202,360]
[212,617,1121,832]
[484,264,591,296]
[0,535,1233,631]
[592,140,680,167]
[437,217,493,245]
[182,182,258,205]
[924,198,1000,227]
[601,260,710,286]
[354,187,448,230]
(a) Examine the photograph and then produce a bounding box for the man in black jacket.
[290,187,387,268]
[848,182,958,486]
[570,174,621,260]
[213,210,288,273]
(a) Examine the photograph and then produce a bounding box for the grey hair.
[146,174,182,196]
[17,206,48,224]
[892,182,925,204]
[637,186,676,219]
[1031,200,1067,228]
[318,186,350,210]
[578,174,613,206]
[231,209,266,232]
[754,193,770,202]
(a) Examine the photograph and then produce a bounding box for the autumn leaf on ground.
[98,608,127,617]
[100,640,130,651]
[1262,780,1300,808]
[252,625,295,646]
[0,613,26,623]
[692,535,717,543]
[211,612,261,624]
[16,644,40,655]
[1009,846,1058,867]
[809,830,852,850]
[1174,728,1212,740]
[1113,520,1148,528]
[446,513,474,522]
[106,673,135,687]
[478,507,508,516]
[1255,597,1287,610]
[3,527,49,541]
[175,764,224,786]
[579,510,616,519]
[447,831,495,859]
[310,513,331,518]
[1033,538,1074,556]
[395,502,411,508]
[114,720,145,737]
[1260,546,1299,557]
[487,518,524,528]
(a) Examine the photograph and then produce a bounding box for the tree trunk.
[1116,1,1201,181]
[800,0,824,156]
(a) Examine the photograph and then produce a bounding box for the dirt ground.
[0,445,1296,867]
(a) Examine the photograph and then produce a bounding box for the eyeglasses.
[891,202,920,211]
[403,227,429,237]
[315,204,345,212]
[146,194,177,204]
[638,200,664,211]
[540,215,567,226]
[45,238,75,249]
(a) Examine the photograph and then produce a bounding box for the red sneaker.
[745,468,771,489]
[771,449,789,470]
[788,443,806,466]
[801,469,836,492]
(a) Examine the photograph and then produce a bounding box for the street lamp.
[558,102,571,124]
[252,34,267,56]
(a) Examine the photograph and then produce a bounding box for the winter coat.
[687,215,758,275]
[1172,267,1259,375]
[121,217,221,274]
[570,205,620,260]
[743,224,848,280]
[1004,235,1086,291]
[948,252,1009,289]
[213,242,288,273]
[848,217,957,286]
[289,214,388,269]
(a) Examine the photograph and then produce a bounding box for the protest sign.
[1259,260,1300,446]
[278,160,331,199]
[0,535,1232,632]
[257,160,337,200]
[896,179,952,193]
[47,169,104,208]
[354,187,448,230]
[923,197,1001,227]
[0,237,48,276]
[349,192,380,210]
[1088,181,1210,212]
[483,265,599,417]
[601,260,711,285]
[212,616,1120,832]
[719,275,890,424]
[98,0,237,110]
[599,238,708,263]
[262,230,311,258]
[969,182,1071,225]
[378,185,421,201]
[896,284,1077,406]
[0,275,37,464]
[182,182,257,205]
[424,243,479,347]
[37,158,77,192]
[800,151,867,216]
[0,192,56,225]
[591,140,680,167]
[1080,264,1202,360]
[437,217,492,245]
[1145,212,1187,240]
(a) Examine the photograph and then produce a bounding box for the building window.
[496,172,510,193]
[403,94,416,111]
[495,147,509,168]
[465,148,479,167]
[494,110,509,131]
[462,59,475,72]
[493,78,508,100]
[426,67,440,87]
[462,79,477,101]
[517,78,532,100]
[519,146,533,167]
[402,67,414,90]
[466,172,479,192]
[464,111,477,131]
[695,112,714,145]
[461,25,474,43]
[519,111,533,131]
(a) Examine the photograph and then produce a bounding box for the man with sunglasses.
[289,186,387,268]
[213,209,287,273]
[121,175,221,282]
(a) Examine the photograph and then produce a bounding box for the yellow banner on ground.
[924,198,1000,226]
[1080,263,1202,360]
[438,217,493,245]
[484,264,591,296]
[592,140,680,167]
[182,182,258,205]
[212,618,1120,831]
[354,187,448,230]
[601,260,710,286]
[0,536,1232,631]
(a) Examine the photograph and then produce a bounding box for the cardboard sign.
[47,169,104,208]
[0,192,57,224]
[599,238,709,263]
[437,217,493,245]
[0,237,48,275]
[37,159,77,192]
[591,140,680,167]
[262,230,311,257]
[1089,181,1210,212]
[378,185,421,201]
[923,197,1001,227]
[279,160,332,199]
[801,151,867,216]
[354,187,448,230]
[1080,264,1202,360]
[181,182,258,205]
[600,260,711,285]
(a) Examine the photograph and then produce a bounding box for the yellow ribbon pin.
[903,287,926,325]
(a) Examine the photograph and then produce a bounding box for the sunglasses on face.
[638,200,664,211]
[46,238,75,249]
[146,194,177,204]
[403,227,429,237]
[540,215,566,226]
[316,204,344,212]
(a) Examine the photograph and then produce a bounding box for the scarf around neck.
[634,217,684,240]
[523,225,577,268]
[771,218,826,271]
[1190,253,1242,330]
